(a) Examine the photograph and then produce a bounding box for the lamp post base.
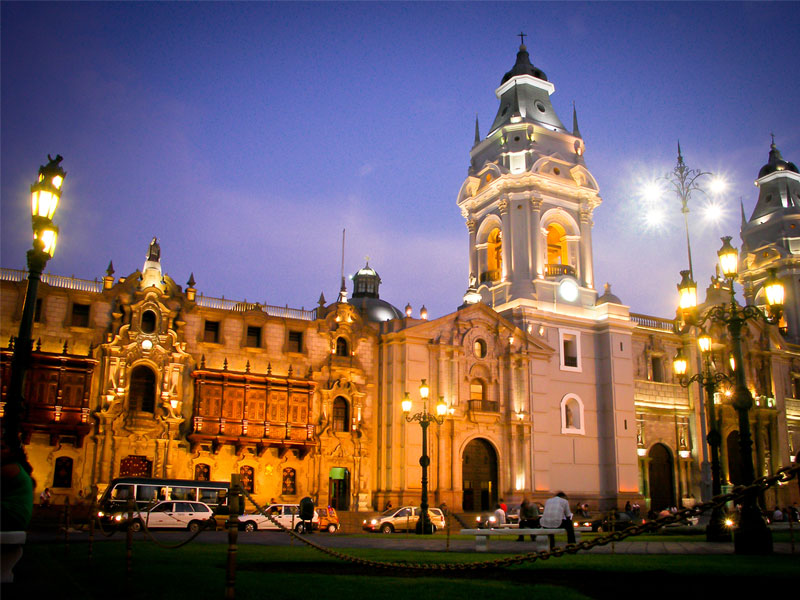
[415,517,435,535]
[733,503,773,555]
[705,506,731,542]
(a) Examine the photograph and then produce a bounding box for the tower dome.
[348,261,403,322]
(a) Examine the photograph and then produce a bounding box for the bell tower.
[457,42,602,315]
[740,139,800,342]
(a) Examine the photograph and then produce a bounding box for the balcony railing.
[1,268,102,293]
[469,400,499,413]
[195,294,317,321]
[630,313,679,333]
[479,270,501,284]
[544,264,576,278]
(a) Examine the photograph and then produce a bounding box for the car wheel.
[188,520,202,533]
[294,523,306,533]
[129,520,143,533]
[380,524,393,534]
[244,521,256,533]
[327,524,337,533]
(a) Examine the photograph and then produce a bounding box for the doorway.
[647,443,675,511]
[328,467,350,510]
[461,438,497,511]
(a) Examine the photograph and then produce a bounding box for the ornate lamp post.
[673,335,731,542]
[677,236,784,554]
[4,155,65,453]
[402,379,446,535]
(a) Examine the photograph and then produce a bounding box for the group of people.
[489,492,578,544]
[770,504,799,523]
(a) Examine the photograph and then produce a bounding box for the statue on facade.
[147,237,161,262]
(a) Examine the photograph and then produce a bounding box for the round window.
[535,101,546,113]
[474,339,487,358]
[553,167,561,175]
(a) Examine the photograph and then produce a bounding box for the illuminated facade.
[1,44,798,513]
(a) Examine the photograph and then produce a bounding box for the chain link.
[242,462,799,571]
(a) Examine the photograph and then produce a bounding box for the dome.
[596,283,622,305]
[501,44,548,84]
[758,141,799,178]
[348,296,404,322]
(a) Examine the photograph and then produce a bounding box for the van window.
[136,485,161,502]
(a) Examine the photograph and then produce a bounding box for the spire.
[473,114,481,146]
[187,272,196,287]
[106,261,115,277]
[740,198,747,227]
[572,101,582,138]
[677,140,684,166]
[338,229,347,303]
[318,292,326,308]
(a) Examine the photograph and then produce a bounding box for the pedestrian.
[438,501,448,516]
[772,507,783,523]
[517,495,540,541]
[540,491,576,544]
[384,499,393,511]
[624,501,632,515]
[1,438,35,531]
[39,487,52,507]
[499,498,508,514]
[493,503,506,527]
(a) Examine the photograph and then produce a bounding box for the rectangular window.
[288,331,303,353]
[509,151,526,174]
[246,326,261,348]
[34,298,43,323]
[559,329,581,371]
[204,320,220,343]
[651,356,664,382]
[71,303,90,328]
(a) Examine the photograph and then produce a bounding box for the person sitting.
[492,503,506,527]
[517,496,540,541]
[540,491,576,545]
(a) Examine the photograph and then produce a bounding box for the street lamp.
[402,379,447,534]
[4,155,65,453]
[677,236,784,554]
[673,339,731,542]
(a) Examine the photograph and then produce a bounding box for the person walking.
[540,491,576,544]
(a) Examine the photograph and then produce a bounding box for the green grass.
[4,540,798,600]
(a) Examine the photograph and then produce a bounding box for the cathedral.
[2,43,798,514]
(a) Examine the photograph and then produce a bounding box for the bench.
[0,531,27,582]
[460,528,578,552]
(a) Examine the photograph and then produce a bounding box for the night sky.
[2,2,799,320]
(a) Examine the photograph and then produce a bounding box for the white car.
[110,500,215,532]
[238,503,320,532]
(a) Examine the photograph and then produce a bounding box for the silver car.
[110,500,215,532]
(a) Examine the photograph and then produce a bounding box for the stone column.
[579,204,595,289]
[498,197,511,282]
[529,195,543,280]
[467,219,477,283]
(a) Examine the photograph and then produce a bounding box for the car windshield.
[381,508,398,517]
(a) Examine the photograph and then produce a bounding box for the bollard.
[610,511,616,554]
[64,496,71,553]
[225,474,241,600]
[790,516,796,555]
[445,512,450,552]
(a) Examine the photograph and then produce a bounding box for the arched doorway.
[647,443,674,512]
[727,431,745,486]
[329,467,350,511]
[462,438,497,511]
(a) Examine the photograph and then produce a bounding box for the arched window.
[141,310,157,334]
[282,467,296,495]
[130,365,156,413]
[473,338,487,358]
[332,397,349,432]
[560,394,585,435]
[547,223,567,265]
[336,337,349,357]
[194,463,211,481]
[240,466,255,493]
[487,228,502,280]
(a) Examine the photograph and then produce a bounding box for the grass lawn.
[4,540,798,600]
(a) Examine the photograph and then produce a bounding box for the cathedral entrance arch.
[461,438,497,511]
[647,443,674,512]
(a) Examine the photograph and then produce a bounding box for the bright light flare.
[642,181,663,203]
[642,206,666,231]
[708,176,727,195]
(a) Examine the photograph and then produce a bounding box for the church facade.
[2,44,798,513]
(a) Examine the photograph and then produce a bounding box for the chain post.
[88,486,97,561]
[63,495,71,553]
[610,511,616,554]
[126,497,135,582]
[790,515,796,555]
[225,474,241,600]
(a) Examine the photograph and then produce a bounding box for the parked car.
[106,500,215,532]
[316,506,340,533]
[591,511,643,532]
[362,506,446,533]
[238,503,319,532]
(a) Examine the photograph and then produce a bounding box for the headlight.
[489,516,496,523]
[476,516,481,522]
[370,519,378,525]
[114,515,123,522]
[97,511,104,517]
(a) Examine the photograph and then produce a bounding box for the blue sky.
[2,2,799,319]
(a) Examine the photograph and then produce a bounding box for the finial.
[288,364,293,377]
[473,113,481,146]
[62,340,69,354]
[106,261,115,277]
[8,336,14,350]
[307,366,313,378]
[740,197,747,226]
[223,358,228,371]
[200,354,206,369]
[771,132,776,148]
[364,255,370,267]
[677,140,684,164]
[518,31,526,48]
[88,342,94,356]
[187,272,196,288]
[245,360,250,373]
[267,362,272,375]
[572,101,581,138]
[318,292,326,307]
[36,338,42,351]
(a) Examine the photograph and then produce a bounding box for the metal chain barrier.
[242,462,798,572]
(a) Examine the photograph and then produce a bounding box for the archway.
[647,443,675,512]
[329,467,350,510]
[461,438,497,511]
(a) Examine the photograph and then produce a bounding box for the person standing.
[540,491,576,544]
[517,496,540,541]
[493,503,506,527]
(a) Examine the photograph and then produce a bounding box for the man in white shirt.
[540,491,576,544]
